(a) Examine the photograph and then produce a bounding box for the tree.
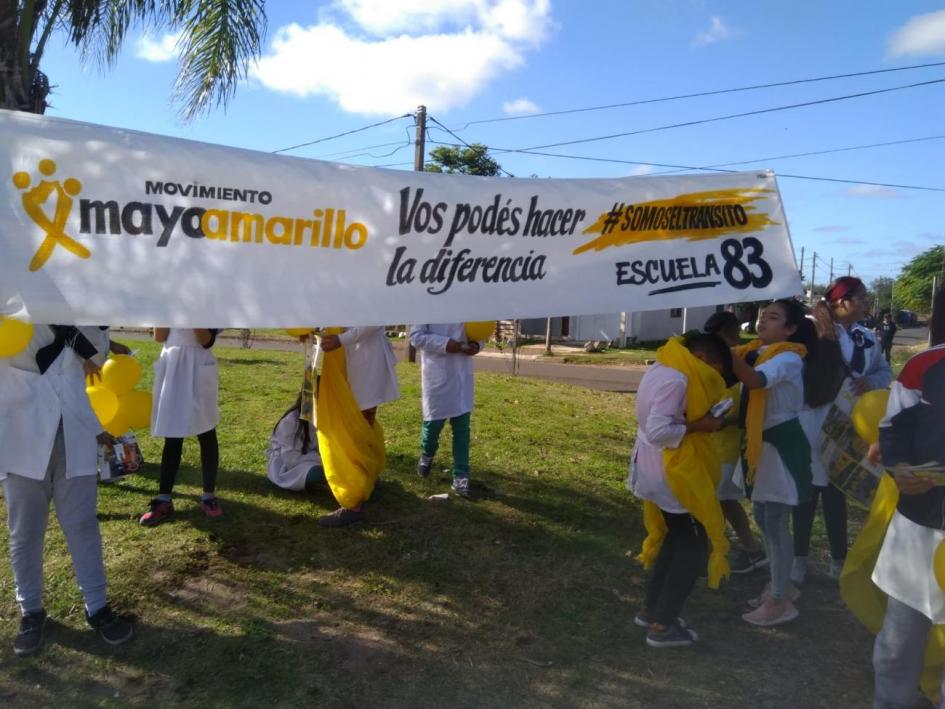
[425,144,501,176]
[869,276,896,315]
[895,246,945,313]
[1,1,266,119]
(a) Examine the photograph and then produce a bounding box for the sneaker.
[742,597,798,627]
[790,556,808,586]
[14,610,47,657]
[201,496,223,518]
[827,558,845,579]
[318,506,365,528]
[645,622,699,648]
[730,549,769,575]
[139,498,173,526]
[748,582,801,609]
[416,455,433,478]
[633,609,687,629]
[85,605,133,646]
[451,476,470,498]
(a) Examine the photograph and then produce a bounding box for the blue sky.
[35,0,945,288]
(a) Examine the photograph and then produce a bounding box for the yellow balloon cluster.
[87,354,152,436]
[851,389,890,445]
[464,321,496,342]
[0,317,33,357]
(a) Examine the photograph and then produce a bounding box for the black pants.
[792,484,847,560]
[881,340,893,364]
[644,510,708,627]
[159,428,219,495]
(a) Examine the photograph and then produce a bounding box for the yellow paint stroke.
[574,188,779,255]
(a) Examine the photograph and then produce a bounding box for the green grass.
[0,342,874,708]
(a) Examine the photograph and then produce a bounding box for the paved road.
[115,330,644,393]
[893,326,929,346]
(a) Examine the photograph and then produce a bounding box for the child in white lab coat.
[409,323,481,498]
[267,393,325,492]
[0,325,133,655]
[139,328,221,526]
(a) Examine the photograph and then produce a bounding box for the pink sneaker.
[139,499,173,526]
[742,597,798,626]
[201,496,223,518]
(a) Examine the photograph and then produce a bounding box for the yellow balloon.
[464,321,495,342]
[101,354,142,394]
[103,406,131,437]
[286,328,313,337]
[851,389,890,445]
[119,390,152,430]
[0,317,33,357]
[87,385,119,426]
[935,540,945,594]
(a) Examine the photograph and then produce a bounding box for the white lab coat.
[837,323,892,389]
[267,409,321,491]
[151,329,219,438]
[409,323,477,421]
[337,327,399,410]
[0,325,102,480]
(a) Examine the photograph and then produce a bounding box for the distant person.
[0,325,133,655]
[267,393,324,492]
[629,332,730,648]
[702,311,766,574]
[875,312,897,365]
[409,323,482,498]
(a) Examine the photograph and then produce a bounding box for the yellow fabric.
[733,340,807,485]
[712,383,742,465]
[637,336,730,589]
[840,476,945,704]
[315,328,386,510]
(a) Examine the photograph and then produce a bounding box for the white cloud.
[919,232,945,241]
[253,1,553,115]
[888,10,945,57]
[834,236,866,245]
[843,184,902,199]
[693,16,741,47]
[503,97,541,115]
[135,33,182,63]
[627,165,655,176]
[812,225,850,233]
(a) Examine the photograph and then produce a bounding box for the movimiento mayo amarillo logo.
[13,159,91,271]
[12,159,371,271]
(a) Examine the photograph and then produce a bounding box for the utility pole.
[847,263,852,277]
[799,246,805,278]
[931,275,938,346]
[809,252,817,304]
[829,257,834,284]
[407,105,427,364]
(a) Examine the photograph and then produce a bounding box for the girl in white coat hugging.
[409,323,481,498]
[0,325,133,656]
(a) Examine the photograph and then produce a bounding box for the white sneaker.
[451,477,470,498]
[742,598,799,627]
[790,556,808,586]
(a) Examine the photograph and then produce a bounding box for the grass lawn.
[0,341,875,708]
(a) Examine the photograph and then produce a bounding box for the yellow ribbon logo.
[12,159,91,271]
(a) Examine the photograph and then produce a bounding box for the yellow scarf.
[733,340,807,485]
[840,476,945,704]
[637,337,730,589]
[315,328,386,510]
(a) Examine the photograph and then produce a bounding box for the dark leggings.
[159,428,219,495]
[792,484,848,560]
[644,511,708,627]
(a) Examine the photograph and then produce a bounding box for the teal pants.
[421,412,471,479]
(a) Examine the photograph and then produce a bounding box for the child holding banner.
[0,325,133,655]
[316,327,398,527]
[702,311,766,574]
[139,328,222,526]
[731,299,816,626]
[793,278,892,583]
[409,323,481,498]
[629,332,729,648]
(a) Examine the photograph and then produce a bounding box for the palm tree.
[0,0,266,118]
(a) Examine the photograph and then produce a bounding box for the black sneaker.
[14,610,47,657]
[730,549,768,575]
[633,609,687,629]
[416,456,433,478]
[86,605,133,646]
[645,622,699,648]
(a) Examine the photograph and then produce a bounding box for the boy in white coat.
[409,323,480,498]
[0,325,133,655]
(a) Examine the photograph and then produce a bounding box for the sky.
[34,0,945,290]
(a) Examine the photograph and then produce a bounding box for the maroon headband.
[824,276,864,303]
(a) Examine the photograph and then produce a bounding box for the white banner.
[0,110,802,328]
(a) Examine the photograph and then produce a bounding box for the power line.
[427,115,516,178]
[453,61,945,130]
[271,114,413,154]
[517,78,945,152]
